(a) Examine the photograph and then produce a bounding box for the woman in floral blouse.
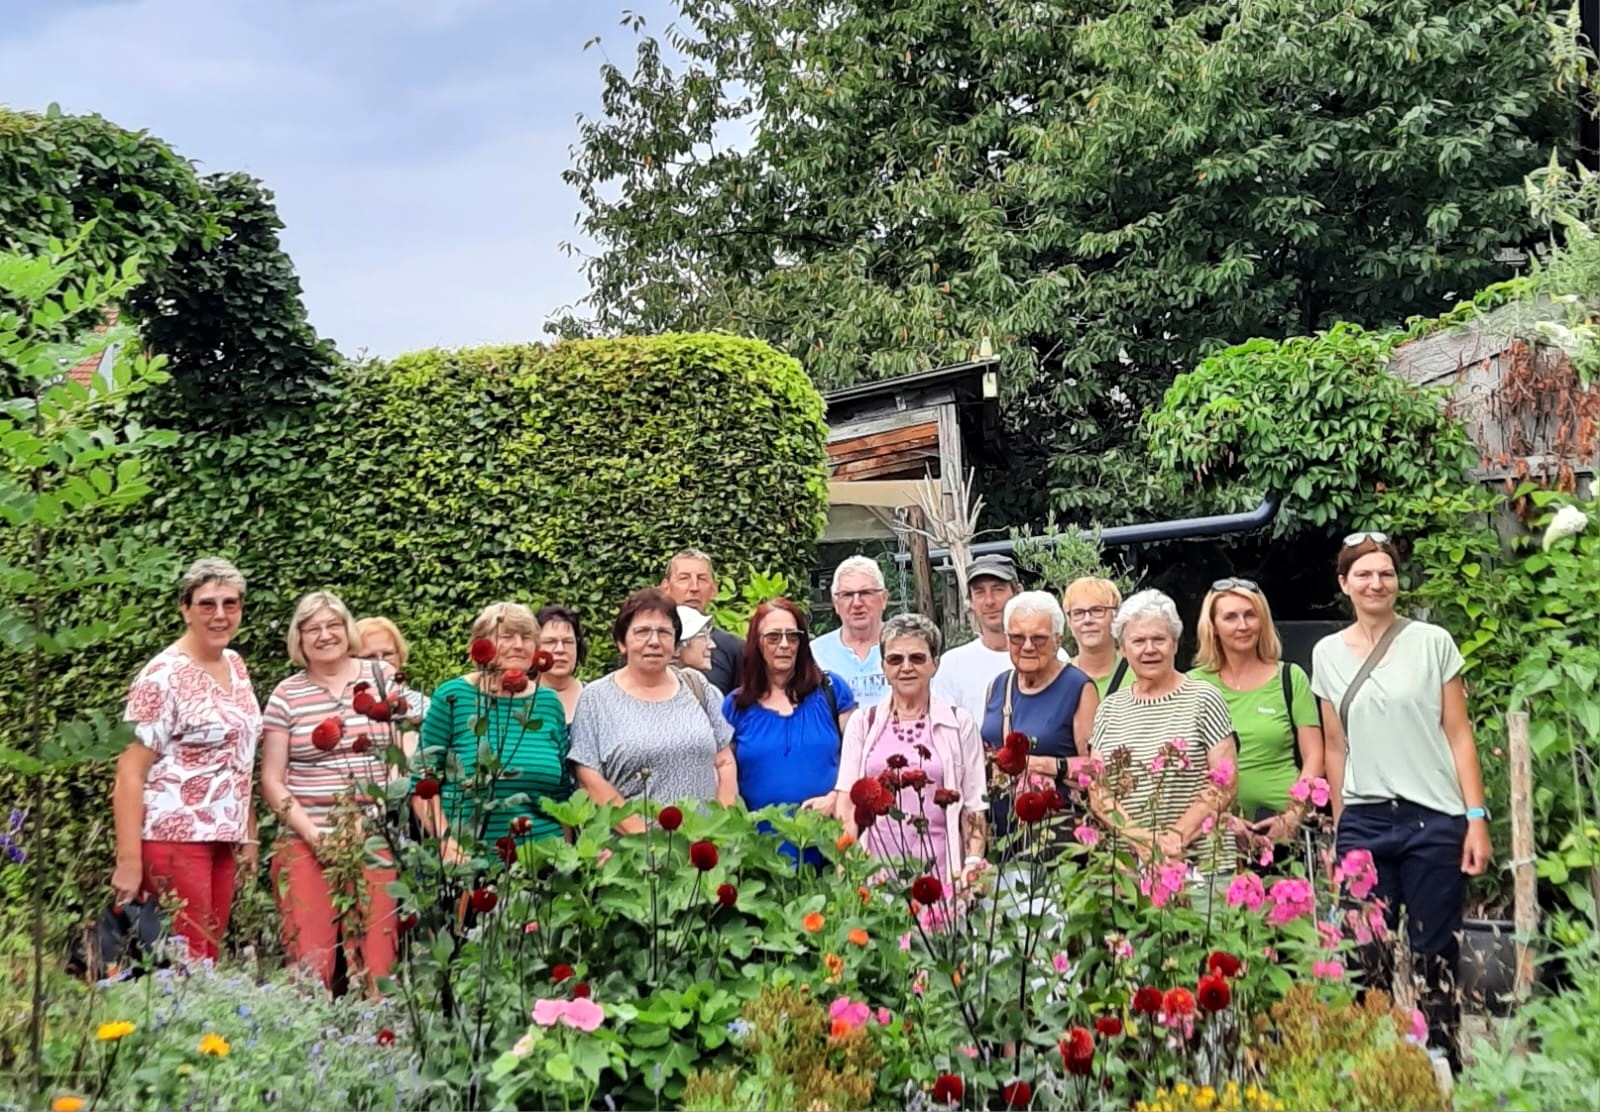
[113,558,263,961]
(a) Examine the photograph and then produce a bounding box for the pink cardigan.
[834,698,988,879]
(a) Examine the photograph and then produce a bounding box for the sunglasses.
[1210,578,1260,593]
[760,630,806,645]
[884,652,931,667]
[1343,531,1390,547]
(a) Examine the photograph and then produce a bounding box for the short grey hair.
[879,612,941,657]
[1112,589,1183,645]
[285,591,360,667]
[831,555,886,593]
[179,557,245,606]
[1003,591,1065,636]
[665,548,715,579]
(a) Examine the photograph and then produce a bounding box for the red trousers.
[271,837,397,992]
[141,840,236,962]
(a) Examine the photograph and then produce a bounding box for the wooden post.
[904,505,937,621]
[1507,710,1538,999]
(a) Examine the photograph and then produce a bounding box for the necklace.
[890,708,927,747]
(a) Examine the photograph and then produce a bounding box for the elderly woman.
[413,602,571,855]
[355,615,428,740]
[569,589,736,834]
[981,591,1099,782]
[262,591,413,991]
[1313,533,1490,1072]
[1190,579,1322,846]
[1064,577,1127,696]
[724,599,855,861]
[834,614,986,884]
[534,604,587,724]
[114,557,261,961]
[674,606,717,676]
[1087,590,1238,874]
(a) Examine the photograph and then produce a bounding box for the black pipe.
[909,496,1280,564]
[1584,0,1599,173]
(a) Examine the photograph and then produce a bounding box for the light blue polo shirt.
[811,629,888,706]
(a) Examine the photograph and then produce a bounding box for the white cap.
[676,606,713,641]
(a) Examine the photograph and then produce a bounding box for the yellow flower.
[50,1097,85,1112]
[1175,1083,1190,1099]
[198,1033,231,1058]
[96,1020,135,1042]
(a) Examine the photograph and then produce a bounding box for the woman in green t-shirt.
[1189,579,1323,846]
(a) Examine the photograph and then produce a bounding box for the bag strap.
[1107,658,1130,695]
[1002,670,1016,740]
[676,667,712,714]
[1280,662,1296,733]
[1337,618,1411,733]
[820,673,842,740]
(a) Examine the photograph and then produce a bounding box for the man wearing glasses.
[660,548,745,692]
[810,555,891,705]
[931,554,1025,724]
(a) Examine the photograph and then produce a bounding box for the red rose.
[470,638,497,666]
[414,778,441,801]
[311,716,343,751]
[495,835,518,865]
[658,806,683,832]
[885,754,909,770]
[1132,986,1162,1015]
[398,912,418,933]
[1197,974,1231,1013]
[1163,986,1196,1017]
[352,690,378,716]
[1059,1026,1094,1075]
[900,769,930,792]
[530,650,555,674]
[366,700,393,723]
[351,735,373,754]
[500,668,530,695]
[931,1074,963,1104]
[551,963,574,982]
[932,787,961,807]
[376,1029,395,1046]
[910,874,942,905]
[1094,1015,1123,1038]
[688,840,719,871]
[1207,950,1242,978]
[572,982,591,999]
[1002,1080,1033,1108]
[510,815,532,836]
[1014,792,1048,824]
[716,882,737,907]
[995,745,1028,776]
[469,888,498,914]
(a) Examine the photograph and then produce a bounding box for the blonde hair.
[286,591,361,667]
[1063,576,1122,611]
[1192,586,1283,671]
[355,616,411,666]
[468,601,539,647]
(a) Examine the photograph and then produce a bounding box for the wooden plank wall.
[828,421,940,481]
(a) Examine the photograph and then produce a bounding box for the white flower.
[1543,504,1590,551]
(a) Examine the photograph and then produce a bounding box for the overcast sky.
[0,0,675,357]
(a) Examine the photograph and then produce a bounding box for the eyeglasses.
[538,637,577,650]
[299,622,345,638]
[628,626,676,643]
[884,652,931,667]
[1067,606,1112,621]
[834,589,885,603]
[191,597,241,613]
[1006,633,1056,648]
[1343,531,1390,547]
[760,630,806,645]
[1210,578,1260,593]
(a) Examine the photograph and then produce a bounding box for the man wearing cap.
[932,555,1026,724]
[661,548,745,692]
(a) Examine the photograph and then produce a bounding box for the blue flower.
[727,1018,755,1041]
[237,1003,252,1017]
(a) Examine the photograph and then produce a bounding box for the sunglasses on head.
[1343,531,1390,547]
[1210,578,1259,594]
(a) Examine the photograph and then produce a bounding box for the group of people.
[110,538,1490,1067]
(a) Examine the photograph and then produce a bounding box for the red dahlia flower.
[376,1029,395,1046]
[658,806,683,832]
[1207,950,1242,978]
[1004,731,1029,751]
[900,769,930,791]
[551,963,574,982]
[495,835,518,865]
[469,888,498,914]
[879,768,904,792]
[854,804,878,830]
[1014,791,1048,823]
[500,668,530,695]
[310,716,343,751]
[933,787,961,807]
[1132,986,1163,1015]
[716,883,737,907]
[353,681,372,696]
[365,700,393,723]
[849,777,885,807]
[995,745,1028,776]
[1042,788,1065,814]
[398,913,418,932]
[572,982,591,999]
[931,1074,963,1104]
[352,690,378,716]
[414,777,441,801]
[509,815,532,836]
[689,840,719,871]
[886,753,910,770]
[910,874,943,905]
[1094,1015,1123,1038]
[1162,986,1196,1017]
[470,638,497,666]
[351,734,373,754]
[1059,1026,1094,1075]
[1002,1080,1033,1108]
[1197,974,1231,1013]
[530,650,555,674]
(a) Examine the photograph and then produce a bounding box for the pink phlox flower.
[1257,843,1275,867]
[1335,848,1379,900]
[1150,753,1168,775]
[511,1031,535,1057]
[828,996,871,1031]
[1225,872,1266,911]
[1288,779,1311,804]
[898,932,913,952]
[1209,760,1236,789]
[563,998,605,1032]
[1105,934,1134,961]
[1309,778,1331,807]
[875,1006,892,1026]
[1200,815,1216,835]
[1142,860,1188,909]
[1265,877,1315,927]
[1347,901,1390,944]
[918,901,953,934]
[1073,823,1100,848]
[911,969,929,996]
[958,1044,979,1060]
[532,998,569,1027]
[1075,758,1104,788]
[1051,952,1071,974]
[1317,920,1343,950]
[524,920,540,934]
[1311,960,1344,981]
[1410,1007,1428,1044]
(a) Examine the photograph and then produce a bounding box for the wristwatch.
[1465,806,1490,821]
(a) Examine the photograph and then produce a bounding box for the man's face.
[664,557,716,612]
[832,570,887,637]
[968,576,1018,636]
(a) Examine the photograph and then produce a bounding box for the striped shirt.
[263,661,410,837]
[1089,676,1236,870]
[415,677,572,843]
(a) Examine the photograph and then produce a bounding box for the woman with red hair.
[722,598,855,861]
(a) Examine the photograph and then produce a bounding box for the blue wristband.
[1465,807,1487,821]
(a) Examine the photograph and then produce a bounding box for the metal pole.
[1583,0,1599,172]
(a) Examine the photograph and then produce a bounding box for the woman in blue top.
[723,598,855,862]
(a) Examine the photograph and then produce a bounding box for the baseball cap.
[676,606,713,641]
[963,554,1020,586]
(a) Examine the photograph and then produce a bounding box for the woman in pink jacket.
[831,613,988,883]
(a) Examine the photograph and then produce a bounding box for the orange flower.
[836,831,856,850]
[803,912,826,933]
[824,952,845,980]
[829,1018,853,1039]
[847,928,869,946]
[857,885,871,905]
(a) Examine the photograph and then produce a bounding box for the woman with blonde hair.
[261,590,416,991]
[413,602,571,858]
[1064,577,1127,697]
[1189,579,1323,844]
[355,615,429,738]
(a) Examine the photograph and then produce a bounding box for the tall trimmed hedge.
[2,333,829,935]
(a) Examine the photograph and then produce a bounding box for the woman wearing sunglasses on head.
[1312,532,1491,1074]
[1189,578,1322,848]
[723,599,855,864]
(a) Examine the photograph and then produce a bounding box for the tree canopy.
[558,0,1580,519]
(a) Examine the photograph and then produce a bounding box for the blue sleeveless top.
[979,664,1093,759]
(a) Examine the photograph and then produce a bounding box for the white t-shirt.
[931,638,1012,725]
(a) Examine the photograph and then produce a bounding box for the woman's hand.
[1153,829,1184,860]
[800,791,837,813]
[1462,820,1492,876]
[1250,812,1297,844]
[111,858,142,907]
[439,837,470,865]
